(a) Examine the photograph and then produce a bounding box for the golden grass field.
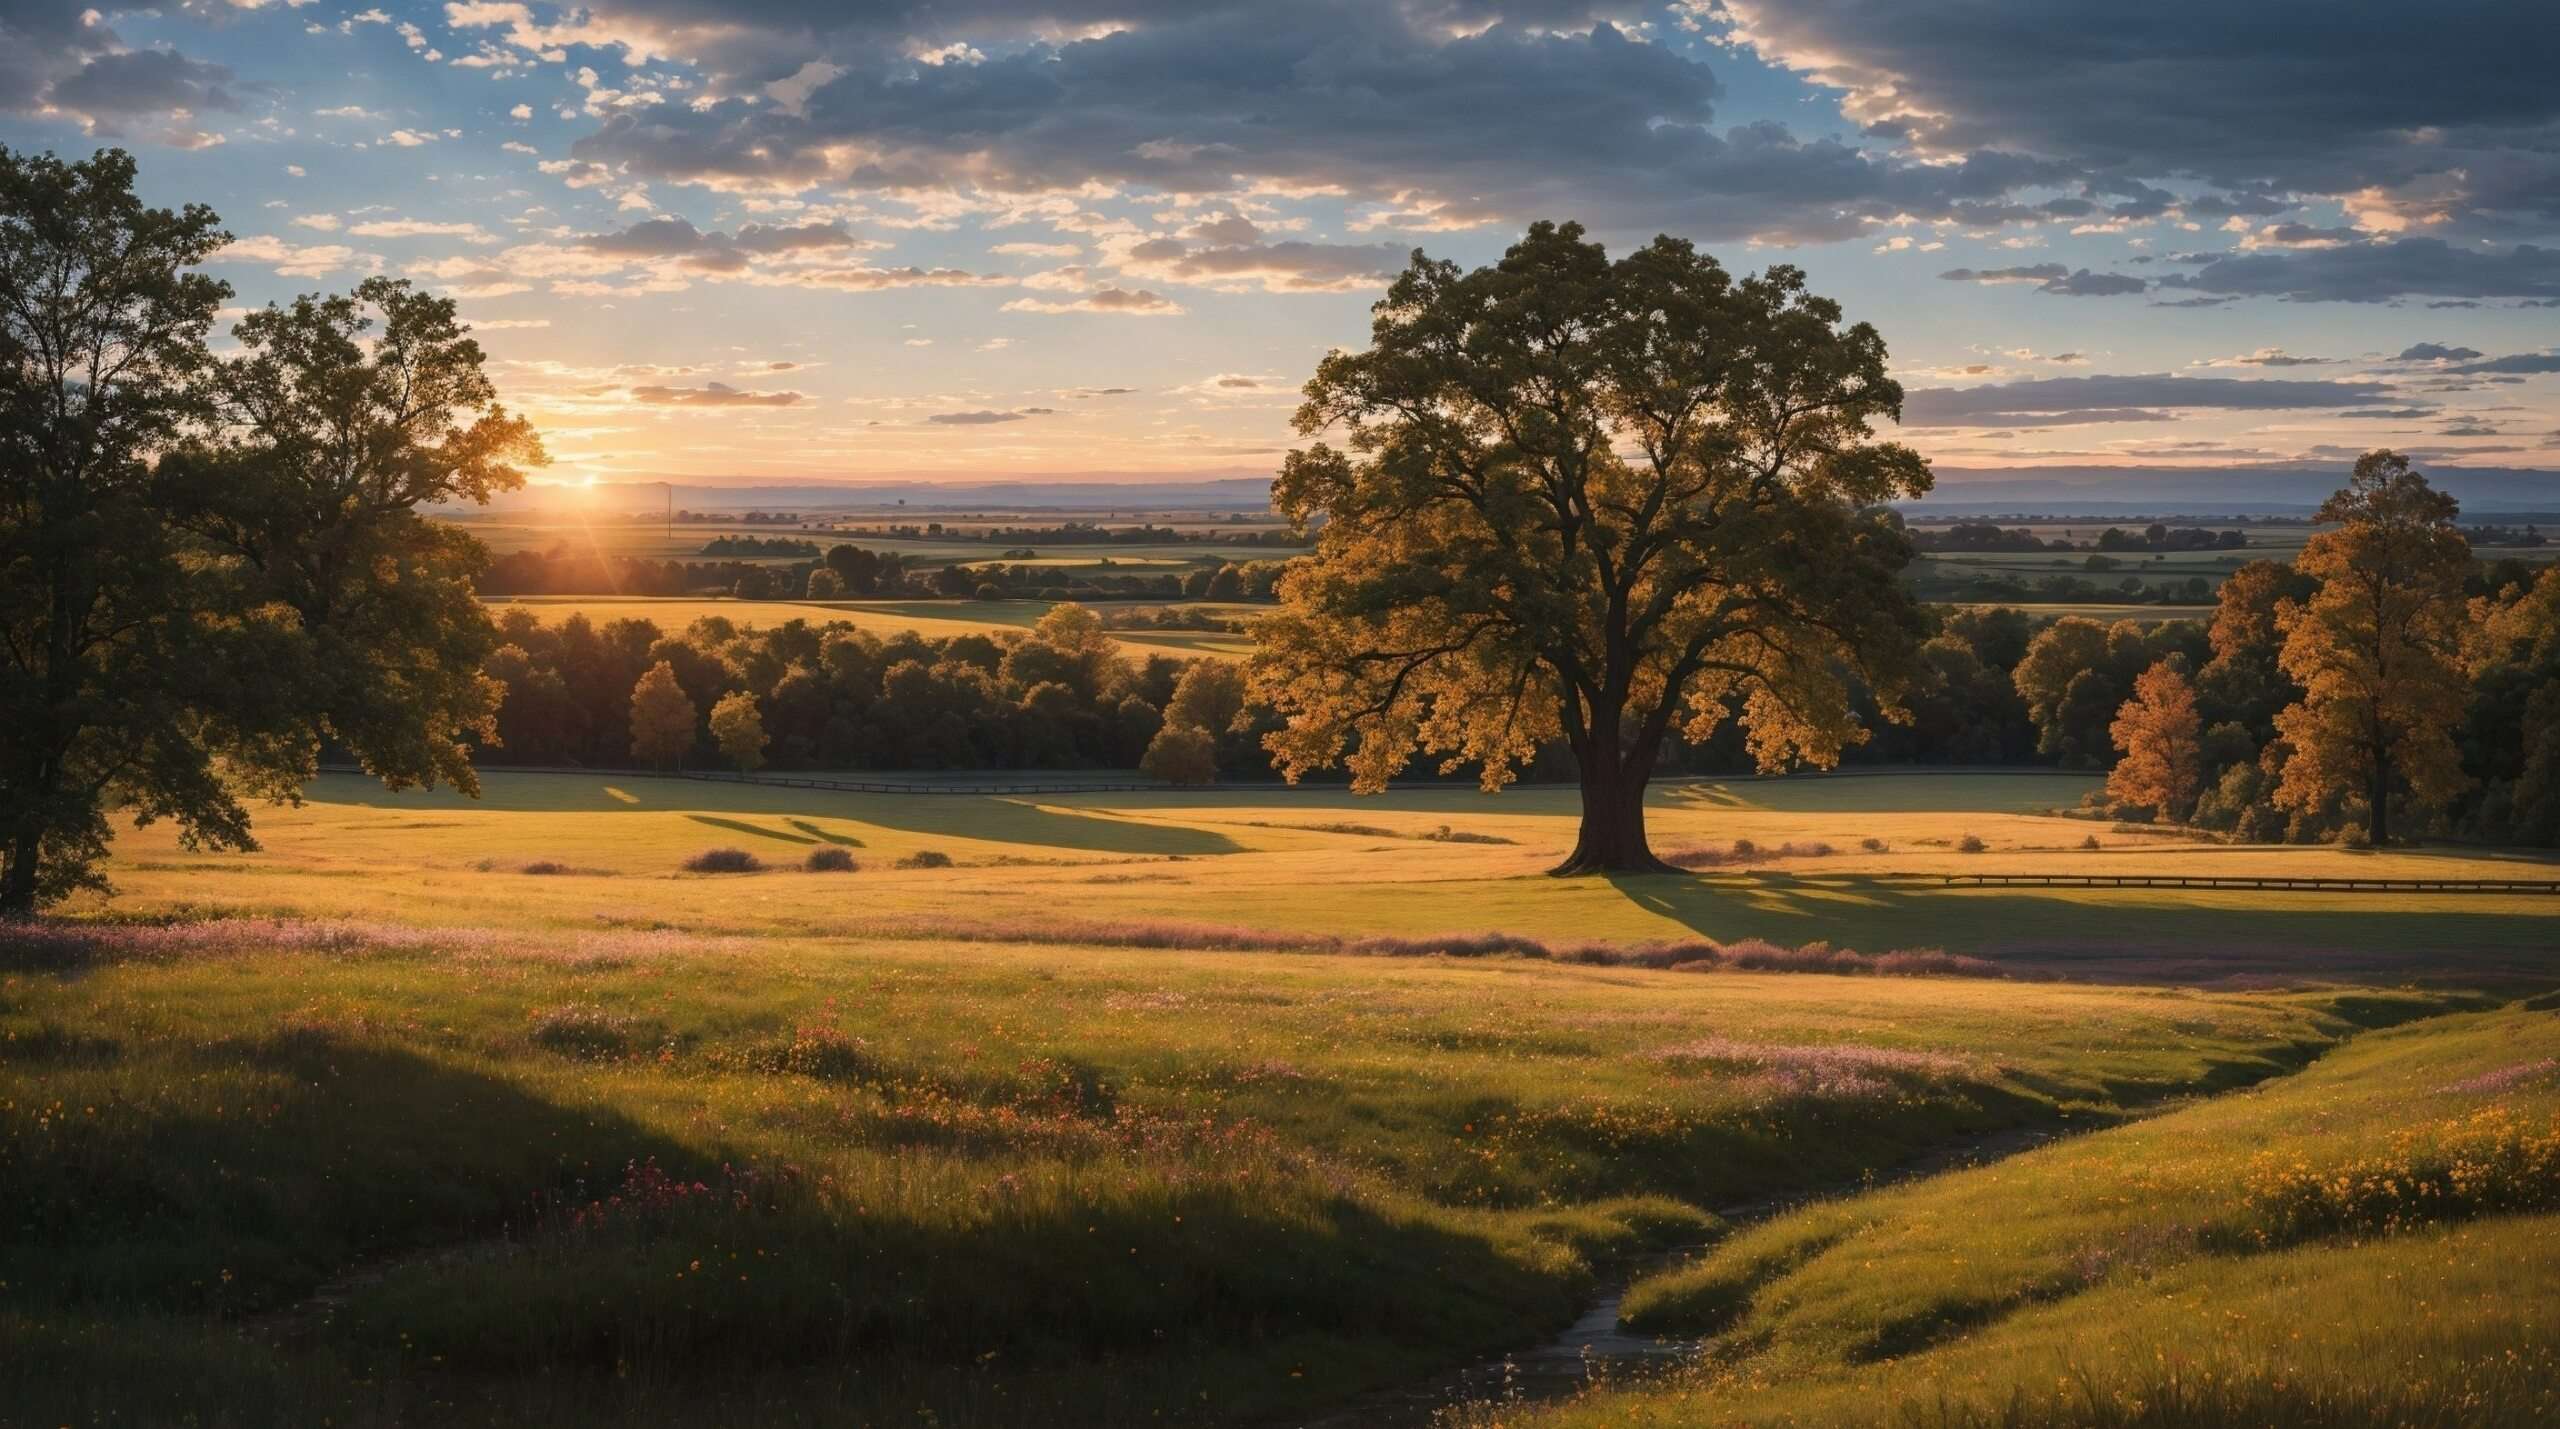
[98,769,2560,979]
[10,767,2554,1426]
[482,594,1256,658]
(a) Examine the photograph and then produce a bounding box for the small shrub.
[896,849,954,869]
[1859,837,1887,853]
[802,846,857,873]
[1728,838,1759,859]
[529,1003,632,1058]
[682,847,764,874]
[518,860,573,876]
[1422,824,1513,845]
[2079,834,2102,851]
[1956,833,1987,853]
[2336,823,2374,850]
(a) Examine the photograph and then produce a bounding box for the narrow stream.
[1297,1122,2071,1428]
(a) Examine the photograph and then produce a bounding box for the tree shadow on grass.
[685,814,818,845]
[6,1037,698,1321]
[785,819,863,847]
[1602,871,2560,987]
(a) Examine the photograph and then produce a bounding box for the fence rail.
[1924,873,2560,895]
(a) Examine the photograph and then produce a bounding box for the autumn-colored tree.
[629,660,698,768]
[2197,559,2316,739]
[1249,222,1931,873]
[1140,723,1218,786]
[1165,660,1246,736]
[2272,451,2473,844]
[709,690,768,774]
[2107,659,2205,820]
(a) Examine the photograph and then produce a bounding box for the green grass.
[11,768,2557,1424]
[2,914,2441,1426]
[1523,1003,2560,1428]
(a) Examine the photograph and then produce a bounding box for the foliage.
[1141,723,1219,785]
[2107,659,2205,820]
[627,661,696,768]
[679,847,762,873]
[1250,222,1931,873]
[0,150,529,911]
[2273,452,2474,843]
[708,690,768,773]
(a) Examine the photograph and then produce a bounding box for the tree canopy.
[2273,451,2473,844]
[1248,221,1932,872]
[0,147,536,911]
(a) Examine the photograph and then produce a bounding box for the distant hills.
[469,462,2560,520]
[1911,464,2560,517]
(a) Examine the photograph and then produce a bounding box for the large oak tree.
[1249,222,1932,873]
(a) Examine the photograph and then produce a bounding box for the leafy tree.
[709,690,768,773]
[1141,723,1218,786]
[2197,559,2315,739]
[2013,618,2114,765]
[0,148,238,911]
[2273,451,2473,844]
[168,276,540,798]
[1249,222,1930,872]
[804,566,845,599]
[2107,659,2205,820]
[629,660,697,768]
[1165,661,1246,736]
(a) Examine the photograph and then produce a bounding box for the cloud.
[1116,215,1405,292]
[2397,342,2485,362]
[2202,347,2337,368]
[2442,351,2560,375]
[577,216,870,259]
[2161,239,2560,304]
[349,219,496,242]
[629,381,804,407]
[1003,286,1185,315]
[558,5,2073,244]
[1716,0,2560,241]
[928,408,1053,425]
[2,6,250,148]
[1901,372,2398,428]
[1938,263,2141,296]
[216,235,383,278]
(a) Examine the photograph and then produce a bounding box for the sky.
[5,0,2559,489]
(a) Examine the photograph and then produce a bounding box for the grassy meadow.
[6,769,2556,1426]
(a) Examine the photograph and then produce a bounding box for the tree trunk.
[1550,754,1673,876]
[1,821,41,917]
[2368,744,2391,846]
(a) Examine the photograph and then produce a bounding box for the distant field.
[444,513,1305,568]
[482,594,1255,658]
[99,769,2560,976]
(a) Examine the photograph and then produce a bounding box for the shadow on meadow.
[7,1034,694,1317]
[1601,872,2560,986]
[308,773,1246,858]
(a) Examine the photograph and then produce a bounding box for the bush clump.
[682,847,764,874]
[895,849,954,869]
[802,846,857,873]
[1859,836,1887,853]
[1957,833,1988,853]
